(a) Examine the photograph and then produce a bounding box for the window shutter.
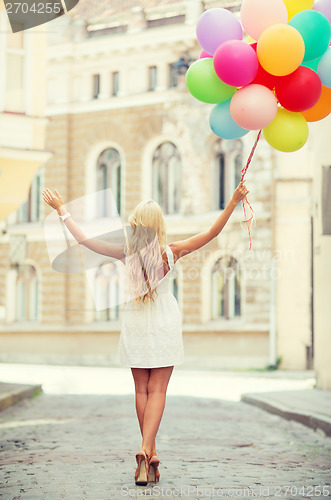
[9,234,27,262]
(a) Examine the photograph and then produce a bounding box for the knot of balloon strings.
[240,129,262,251]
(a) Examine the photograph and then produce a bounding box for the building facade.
[0,3,51,325]
[0,0,329,383]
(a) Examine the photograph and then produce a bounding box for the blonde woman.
[42,179,248,486]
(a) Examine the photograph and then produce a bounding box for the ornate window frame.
[6,260,41,324]
[86,141,125,220]
[212,139,243,211]
[201,250,245,325]
[142,136,182,215]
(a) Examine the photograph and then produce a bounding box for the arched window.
[214,143,226,210]
[211,256,241,320]
[17,166,43,223]
[213,140,243,210]
[15,264,38,321]
[152,142,181,214]
[96,148,121,217]
[234,143,243,189]
[94,262,120,321]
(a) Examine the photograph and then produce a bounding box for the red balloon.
[250,42,278,90]
[275,66,322,112]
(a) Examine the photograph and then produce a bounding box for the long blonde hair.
[124,199,167,305]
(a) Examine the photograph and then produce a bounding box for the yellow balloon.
[283,0,314,20]
[247,35,256,43]
[263,108,309,152]
[257,24,305,76]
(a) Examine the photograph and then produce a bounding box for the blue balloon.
[209,99,249,140]
[318,47,331,89]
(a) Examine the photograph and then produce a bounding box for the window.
[94,262,120,321]
[168,57,190,88]
[213,140,243,210]
[92,74,100,99]
[169,63,178,88]
[96,148,121,216]
[17,166,43,223]
[15,264,38,322]
[211,256,241,320]
[148,66,157,91]
[88,25,128,38]
[216,150,226,210]
[152,142,181,214]
[5,21,25,112]
[322,165,331,235]
[147,15,185,29]
[112,71,119,96]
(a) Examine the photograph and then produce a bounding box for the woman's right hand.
[231,179,249,205]
[42,188,65,213]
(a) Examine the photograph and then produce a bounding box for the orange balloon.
[301,85,331,122]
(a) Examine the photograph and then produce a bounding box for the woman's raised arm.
[42,188,126,261]
[169,179,249,263]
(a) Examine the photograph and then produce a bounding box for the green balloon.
[289,10,331,62]
[186,58,237,104]
[301,56,322,72]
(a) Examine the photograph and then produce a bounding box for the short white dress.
[116,245,185,368]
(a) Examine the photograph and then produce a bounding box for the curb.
[241,392,331,438]
[0,383,43,412]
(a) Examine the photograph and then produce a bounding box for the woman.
[42,179,248,485]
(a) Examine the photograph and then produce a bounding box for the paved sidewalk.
[0,366,330,500]
[242,389,331,437]
[0,391,331,499]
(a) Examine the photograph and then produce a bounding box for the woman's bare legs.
[142,366,174,456]
[131,366,174,456]
[131,368,156,453]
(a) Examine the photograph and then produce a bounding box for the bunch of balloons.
[186,0,331,152]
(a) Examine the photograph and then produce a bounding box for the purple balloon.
[196,8,243,56]
[313,0,331,24]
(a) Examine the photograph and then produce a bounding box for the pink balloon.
[196,8,243,56]
[230,84,278,130]
[200,49,212,59]
[241,0,288,41]
[213,40,258,87]
[313,0,331,25]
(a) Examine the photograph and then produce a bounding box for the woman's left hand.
[42,188,65,212]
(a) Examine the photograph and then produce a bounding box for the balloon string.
[240,130,262,250]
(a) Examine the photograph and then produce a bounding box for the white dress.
[116,245,185,368]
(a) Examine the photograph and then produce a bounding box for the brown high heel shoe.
[147,451,160,483]
[135,449,149,486]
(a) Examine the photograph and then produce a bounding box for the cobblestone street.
[0,376,330,500]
